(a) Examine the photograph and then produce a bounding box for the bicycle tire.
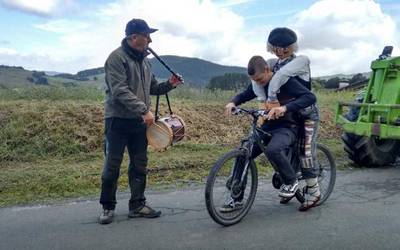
[315,143,336,205]
[205,149,258,226]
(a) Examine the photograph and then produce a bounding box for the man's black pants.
[100,117,148,211]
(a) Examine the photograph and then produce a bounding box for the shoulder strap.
[273,55,296,73]
[155,94,173,120]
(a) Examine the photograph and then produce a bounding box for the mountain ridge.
[1,56,368,89]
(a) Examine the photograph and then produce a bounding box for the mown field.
[0,86,356,207]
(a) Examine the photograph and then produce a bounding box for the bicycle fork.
[227,151,250,200]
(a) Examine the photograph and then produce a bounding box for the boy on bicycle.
[225,54,317,212]
[253,27,321,210]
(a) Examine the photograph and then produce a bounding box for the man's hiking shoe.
[279,180,299,198]
[299,184,321,212]
[128,204,161,218]
[219,198,244,213]
[99,209,115,225]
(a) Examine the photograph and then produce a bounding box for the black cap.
[125,19,158,36]
[267,27,297,48]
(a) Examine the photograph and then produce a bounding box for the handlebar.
[231,107,269,119]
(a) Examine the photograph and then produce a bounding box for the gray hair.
[266,42,298,53]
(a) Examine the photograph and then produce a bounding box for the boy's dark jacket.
[231,78,316,130]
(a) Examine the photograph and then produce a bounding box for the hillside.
[149,56,247,87]
[315,72,371,81]
[1,56,370,89]
[61,55,247,88]
[0,65,37,88]
[0,65,102,88]
[0,56,247,88]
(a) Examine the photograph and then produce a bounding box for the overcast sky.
[0,0,399,76]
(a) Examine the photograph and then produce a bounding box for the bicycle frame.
[235,109,272,180]
[233,107,305,202]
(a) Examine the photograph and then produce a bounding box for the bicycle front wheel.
[205,149,258,226]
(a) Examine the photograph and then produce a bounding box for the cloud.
[215,0,254,8]
[0,47,90,72]
[1,0,399,77]
[4,0,265,73]
[34,19,90,33]
[0,0,75,17]
[290,0,399,76]
[0,47,17,54]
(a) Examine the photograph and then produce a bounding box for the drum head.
[146,120,173,149]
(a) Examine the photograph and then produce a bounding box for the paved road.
[1,167,400,250]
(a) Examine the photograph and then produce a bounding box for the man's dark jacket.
[104,39,173,119]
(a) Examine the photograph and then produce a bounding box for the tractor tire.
[342,92,400,166]
[342,133,400,166]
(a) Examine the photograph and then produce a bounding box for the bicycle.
[205,107,336,226]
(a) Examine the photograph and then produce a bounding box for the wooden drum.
[146,115,186,149]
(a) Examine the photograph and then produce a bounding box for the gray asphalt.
[1,167,400,250]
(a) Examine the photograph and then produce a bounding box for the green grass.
[0,87,357,207]
[0,143,228,207]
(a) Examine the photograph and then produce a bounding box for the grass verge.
[0,138,347,207]
[0,88,356,207]
[0,143,229,207]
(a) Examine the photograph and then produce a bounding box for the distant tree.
[77,67,105,78]
[31,71,49,85]
[324,77,341,89]
[54,73,76,80]
[93,76,98,81]
[34,77,48,85]
[32,71,45,78]
[206,73,250,91]
[349,73,367,84]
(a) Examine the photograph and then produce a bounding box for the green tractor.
[336,46,400,166]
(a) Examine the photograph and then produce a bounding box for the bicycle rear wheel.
[205,149,258,226]
[315,144,336,205]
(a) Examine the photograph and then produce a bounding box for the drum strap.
[155,94,173,120]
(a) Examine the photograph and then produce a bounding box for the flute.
[147,47,184,83]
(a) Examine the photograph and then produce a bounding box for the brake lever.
[231,107,241,115]
[257,109,269,118]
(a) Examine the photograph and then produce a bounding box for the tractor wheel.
[342,133,400,166]
[341,92,400,166]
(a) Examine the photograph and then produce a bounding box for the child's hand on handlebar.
[225,102,236,115]
[266,106,287,120]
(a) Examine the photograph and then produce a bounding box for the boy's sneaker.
[279,180,299,198]
[128,204,161,218]
[219,197,244,213]
[99,209,115,225]
[299,184,321,212]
